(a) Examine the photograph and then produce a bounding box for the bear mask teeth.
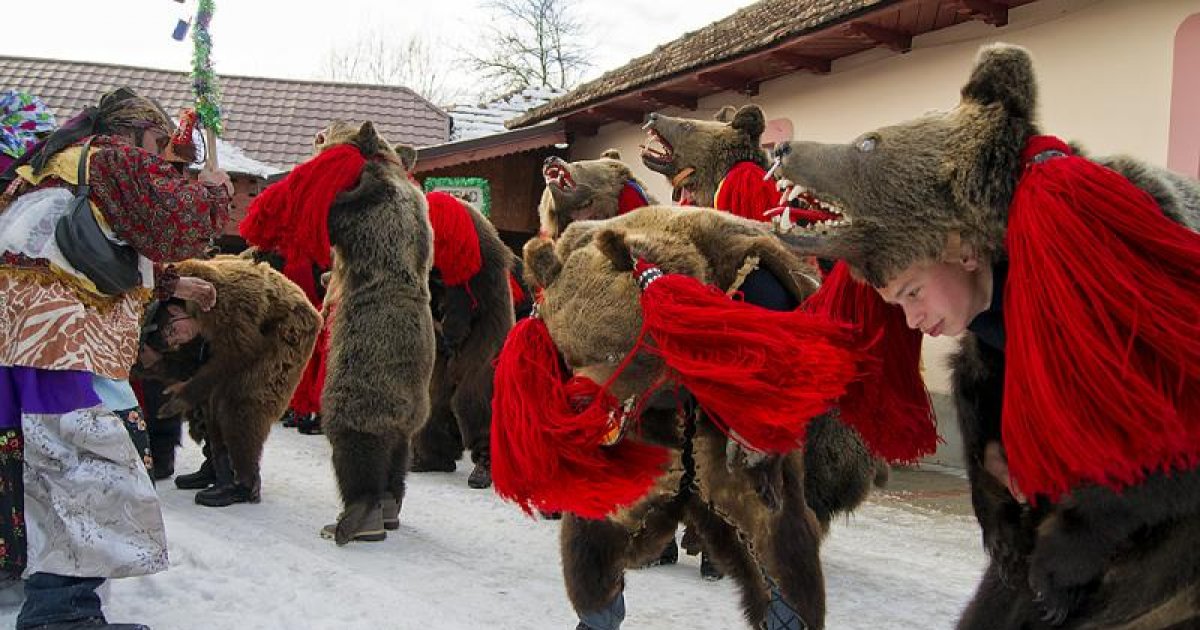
[768,179,848,235]
[639,129,674,164]
[543,161,575,190]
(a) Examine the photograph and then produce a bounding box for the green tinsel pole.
[191,0,222,167]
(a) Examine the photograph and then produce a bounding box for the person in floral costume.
[0,87,232,630]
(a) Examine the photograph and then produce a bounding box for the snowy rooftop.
[184,134,285,179]
[449,86,567,142]
[207,137,285,179]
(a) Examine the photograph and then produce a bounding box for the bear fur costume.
[316,121,437,545]
[387,145,516,489]
[153,256,321,505]
[636,104,897,518]
[511,206,884,629]
[538,149,655,237]
[412,193,515,487]
[640,104,774,213]
[536,147,887,567]
[770,43,1200,629]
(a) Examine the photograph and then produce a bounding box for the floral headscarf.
[0,91,56,159]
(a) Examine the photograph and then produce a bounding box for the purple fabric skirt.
[0,367,101,430]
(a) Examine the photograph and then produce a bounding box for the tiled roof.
[510,0,890,127]
[1,56,450,169]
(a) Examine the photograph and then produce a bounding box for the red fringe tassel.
[636,261,866,453]
[802,261,937,463]
[490,317,670,519]
[426,192,483,287]
[239,144,365,270]
[1003,135,1200,501]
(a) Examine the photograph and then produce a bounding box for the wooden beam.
[768,50,831,74]
[640,89,698,110]
[696,70,760,96]
[847,22,912,53]
[586,106,647,125]
[954,0,1008,26]
[565,119,599,137]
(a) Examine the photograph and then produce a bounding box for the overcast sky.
[1,0,757,103]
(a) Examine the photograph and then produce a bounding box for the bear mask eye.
[856,136,879,152]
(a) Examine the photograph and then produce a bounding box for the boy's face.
[162,304,201,347]
[878,259,984,338]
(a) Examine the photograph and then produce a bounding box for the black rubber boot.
[173,443,215,490]
[700,552,724,581]
[467,453,492,489]
[297,413,323,435]
[149,441,175,481]
[194,454,260,507]
[194,483,260,507]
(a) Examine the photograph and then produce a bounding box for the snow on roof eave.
[187,137,286,179]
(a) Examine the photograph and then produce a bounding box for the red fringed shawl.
[239,144,366,271]
[426,192,483,287]
[802,262,936,462]
[714,161,779,221]
[1002,135,1200,501]
[239,144,364,415]
[489,259,868,518]
[711,161,935,463]
[490,316,671,519]
[617,180,650,215]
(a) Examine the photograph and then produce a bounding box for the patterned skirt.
[0,429,25,579]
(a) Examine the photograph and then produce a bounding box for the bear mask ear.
[395,144,419,172]
[731,105,766,139]
[713,105,738,123]
[960,44,1036,120]
[601,149,621,160]
[523,238,563,289]
[355,120,385,155]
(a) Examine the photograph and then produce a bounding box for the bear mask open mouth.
[639,128,675,172]
[543,158,576,191]
[769,177,849,232]
[766,173,852,259]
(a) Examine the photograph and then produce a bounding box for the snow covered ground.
[1,429,987,630]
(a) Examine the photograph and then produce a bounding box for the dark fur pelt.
[413,203,515,468]
[770,42,1200,627]
[561,416,827,629]
[320,122,436,542]
[156,257,321,492]
[532,208,888,629]
[953,336,1200,629]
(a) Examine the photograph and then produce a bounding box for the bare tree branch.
[464,0,593,97]
[319,28,467,106]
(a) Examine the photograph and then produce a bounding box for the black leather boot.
[194,454,260,507]
[173,442,215,490]
[194,482,260,507]
[467,453,492,489]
